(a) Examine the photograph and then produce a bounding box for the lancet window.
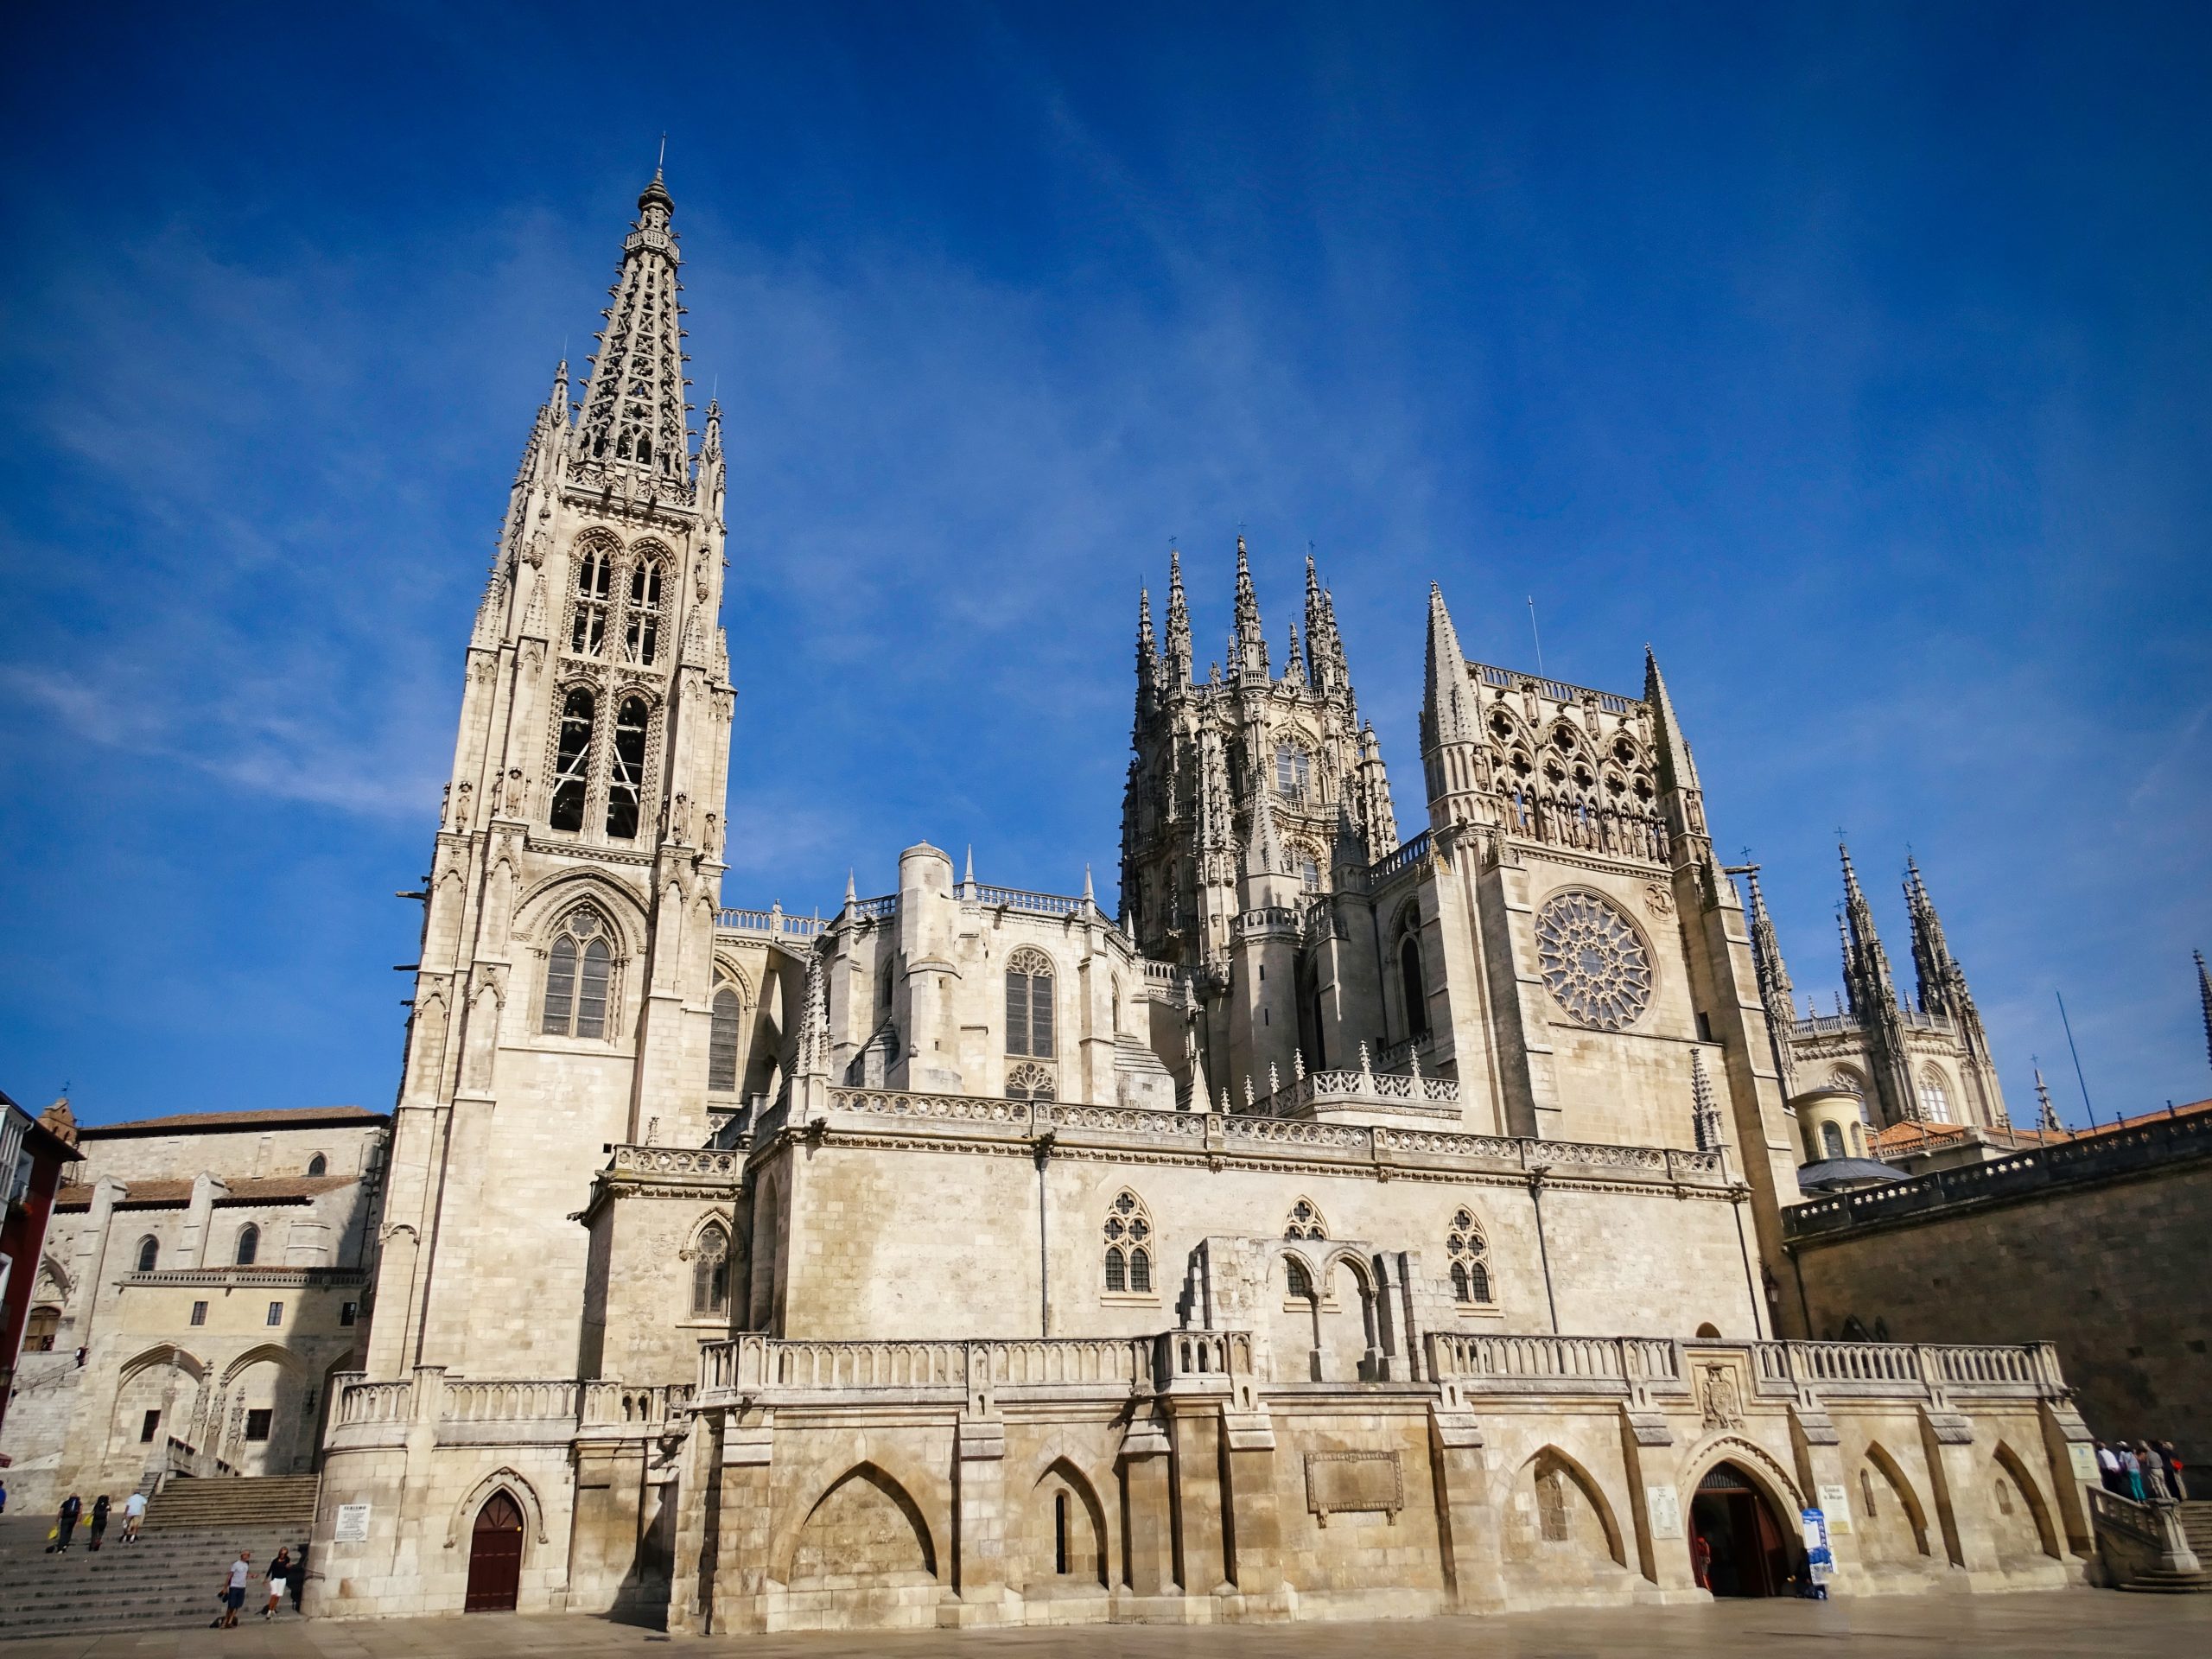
[1447,1207,1492,1305]
[136,1236,159,1273]
[1918,1071,1953,1124]
[605,696,650,839]
[708,985,743,1094]
[570,544,613,657]
[235,1224,260,1267]
[550,689,594,833]
[1103,1190,1154,1294]
[1005,948,1055,1058]
[624,556,664,666]
[691,1222,730,1317]
[543,908,614,1039]
[1274,744,1311,801]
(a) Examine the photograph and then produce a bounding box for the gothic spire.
[1232,534,1268,678]
[1135,585,1159,712]
[1743,867,1799,1098]
[1284,619,1306,685]
[1904,855,1980,1030]
[1421,583,1476,748]
[1839,844,1897,1015]
[572,169,694,497]
[2198,949,2211,1071]
[1164,547,1192,683]
[1643,646,1704,796]
[2033,1065,2062,1133]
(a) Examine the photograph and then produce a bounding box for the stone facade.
[0,1105,388,1511]
[301,175,2111,1629]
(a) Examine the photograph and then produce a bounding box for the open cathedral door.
[464,1491,524,1612]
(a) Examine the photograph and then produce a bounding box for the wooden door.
[464,1491,524,1612]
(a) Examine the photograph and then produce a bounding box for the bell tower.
[365,173,737,1379]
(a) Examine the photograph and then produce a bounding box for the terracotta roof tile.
[54,1174,359,1210]
[79,1105,386,1137]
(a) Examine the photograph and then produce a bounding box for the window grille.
[1005,948,1055,1058]
[605,696,649,839]
[550,688,594,832]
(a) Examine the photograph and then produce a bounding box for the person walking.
[2095,1440,2122,1493]
[2122,1443,2146,1502]
[121,1489,147,1543]
[2141,1443,2173,1504]
[87,1494,111,1552]
[2162,1441,2189,1503]
[52,1493,81,1552]
[213,1550,251,1629]
[262,1548,292,1619]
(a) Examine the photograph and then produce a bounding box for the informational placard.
[334,1503,372,1544]
[1817,1482,1853,1534]
[2068,1443,2100,1484]
[1646,1484,1683,1540]
[1800,1508,1834,1584]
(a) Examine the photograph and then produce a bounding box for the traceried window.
[235,1224,260,1267]
[136,1236,159,1273]
[1274,744,1311,800]
[1534,890,1653,1031]
[1447,1207,1492,1305]
[1006,1060,1056,1101]
[1005,948,1055,1058]
[708,986,742,1093]
[624,556,664,666]
[542,908,614,1039]
[1103,1190,1154,1294]
[570,544,613,657]
[1918,1071,1953,1124]
[550,688,594,832]
[691,1222,730,1317]
[605,696,650,839]
[1284,1198,1326,1241]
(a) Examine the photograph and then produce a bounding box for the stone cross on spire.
[572,168,694,497]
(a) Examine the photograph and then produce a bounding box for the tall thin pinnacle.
[572,169,692,493]
[1232,534,1267,676]
[2199,949,2212,1071]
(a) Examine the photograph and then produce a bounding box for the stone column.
[944,1382,1010,1627]
[1166,1400,1231,1597]
[1118,1414,1178,1600]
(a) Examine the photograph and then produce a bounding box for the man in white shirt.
[2095,1440,2122,1493]
[213,1551,251,1628]
[120,1491,148,1544]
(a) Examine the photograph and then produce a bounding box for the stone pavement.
[0,1592,2207,1659]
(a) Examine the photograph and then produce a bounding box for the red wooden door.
[464,1492,524,1612]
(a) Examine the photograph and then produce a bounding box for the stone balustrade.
[968,883,1088,918]
[695,1331,1239,1408]
[714,905,830,940]
[607,1145,747,1179]
[332,1374,411,1427]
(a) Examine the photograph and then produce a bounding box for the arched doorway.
[464,1491,524,1612]
[1689,1463,1794,1598]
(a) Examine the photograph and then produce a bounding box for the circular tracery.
[1535,891,1653,1031]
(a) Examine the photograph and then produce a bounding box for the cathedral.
[294,175,2110,1628]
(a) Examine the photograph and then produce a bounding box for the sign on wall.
[1645,1484,1683,1540]
[334,1503,372,1544]
[1816,1482,1853,1533]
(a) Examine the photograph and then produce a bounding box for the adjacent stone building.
[293,176,2124,1630]
[0,1105,387,1510]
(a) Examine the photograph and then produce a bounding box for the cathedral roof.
[77,1104,388,1139]
[54,1173,361,1211]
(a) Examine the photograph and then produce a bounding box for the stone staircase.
[2116,1500,2212,1593]
[0,1477,319,1640]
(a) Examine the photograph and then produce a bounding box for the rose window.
[1535,891,1653,1031]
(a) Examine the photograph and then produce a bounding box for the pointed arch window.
[1005,948,1055,1058]
[235,1224,260,1267]
[624,557,663,666]
[1284,1198,1326,1241]
[708,985,742,1094]
[691,1222,730,1317]
[570,545,613,657]
[1103,1190,1154,1294]
[306,1154,327,1177]
[550,689,594,832]
[1399,932,1429,1039]
[1274,744,1310,801]
[605,696,649,839]
[1918,1070,1953,1124]
[1447,1207,1492,1305]
[542,908,614,1039]
[136,1236,159,1274]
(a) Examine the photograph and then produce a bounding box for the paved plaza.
[0,1592,2205,1659]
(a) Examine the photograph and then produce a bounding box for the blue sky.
[2,3,2206,1128]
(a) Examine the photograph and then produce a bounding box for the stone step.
[2119,1568,2212,1594]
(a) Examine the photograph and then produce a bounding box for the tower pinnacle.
[1232,535,1268,678]
[572,171,694,496]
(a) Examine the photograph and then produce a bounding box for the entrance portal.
[464,1491,525,1612]
[1689,1463,1794,1598]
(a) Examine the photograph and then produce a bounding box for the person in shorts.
[263,1548,293,1618]
[213,1551,251,1628]
[120,1490,147,1542]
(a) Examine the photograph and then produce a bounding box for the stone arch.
[777,1460,938,1584]
[118,1343,207,1387]
[709,954,756,1005]
[219,1343,306,1388]
[512,868,651,958]
[109,1345,207,1459]
[1020,1455,1109,1588]
[1991,1440,2061,1560]
[1861,1440,1931,1557]
[444,1465,550,1549]
[1519,1444,1628,1567]
[1680,1434,1806,1523]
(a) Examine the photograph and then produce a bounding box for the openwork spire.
[572,169,693,497]
[1232,535,1268,677]
[1742,868,1799,1099]
[1691,1049,1726,1153]
[1838,845,1897,1017]
[1164,547,1192,681]
[1904,855,1980,1029]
